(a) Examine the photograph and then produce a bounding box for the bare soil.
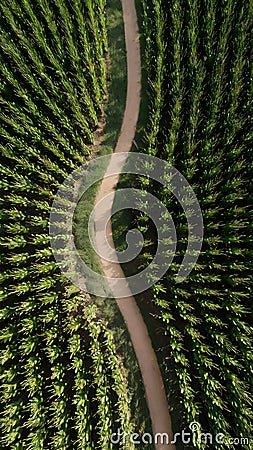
[95,1,176,449]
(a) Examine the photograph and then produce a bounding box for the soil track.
[95,1,176,448]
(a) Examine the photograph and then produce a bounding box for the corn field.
[1,0,252,448]
[138,0,252,447]
[0,0,132,448]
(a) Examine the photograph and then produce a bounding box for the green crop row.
[0,0,132,448]
[0,289,133,449]
[139,0,252,448]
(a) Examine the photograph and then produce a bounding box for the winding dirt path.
[95,1,176,448]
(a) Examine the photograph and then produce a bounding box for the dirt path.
[95,1,176,448]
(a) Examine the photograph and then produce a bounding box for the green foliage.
[0,0,132,448]
[139,0,252,448]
